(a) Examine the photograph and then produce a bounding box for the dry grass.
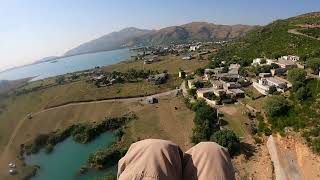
[0,95,194,179]
[102,55,208,73]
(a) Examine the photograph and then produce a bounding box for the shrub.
[287,68,306,84]
[264,95,289,117]
[210,129,240,156]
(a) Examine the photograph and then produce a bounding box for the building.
[222,82,241,90]
[144,55,159,64]
[228,89,245,98]
[146,97,158,104]
[259,73,272,78]
[275,59,297,69]
[271,68,287,76]
[190,45,201,51]
[252,58,275,66]
[253,77,289,95]
[228,64,240,74]
[187,79,196,89]
[178,71,186,78]
[281,55,300,62]
[182,55,192,60]
[211,80,223,89]
[147,73,168,85]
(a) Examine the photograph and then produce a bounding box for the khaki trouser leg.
[118,139,235,180]
[183,142,235,180]
[118,139,183,180]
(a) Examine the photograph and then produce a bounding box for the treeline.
[184,98,240,156]
[22,114,136,156]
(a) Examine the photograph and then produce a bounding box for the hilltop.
[65,22,256,56]
[213,12,320,65]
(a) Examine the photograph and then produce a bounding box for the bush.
[306,58,320,74]
[287,68,306,84]
[210,129,240,156]
[264,95,289,117]
[188,88,197,97]
[268,86,277,94]
[295,87,310,101]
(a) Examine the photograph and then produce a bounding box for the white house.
[252,58,275,66]
[275,59,297,69]
[281,55,300,62]
[228,64,241,74]
[253,77,289,95]
[190,45,201,51]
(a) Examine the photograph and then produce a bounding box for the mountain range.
[64,22,256,56]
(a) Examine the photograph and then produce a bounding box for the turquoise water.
[25,132,116,180]
[0,49,131,81]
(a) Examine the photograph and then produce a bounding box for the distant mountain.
[65,22,256,56]
[132,22,256,45]
[64,27,153,56]
[35,56,60,63]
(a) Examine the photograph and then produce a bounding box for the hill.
[131,22,256,45]
[65,27,153,56]
[65,22,256,56]
[213,12,320,65]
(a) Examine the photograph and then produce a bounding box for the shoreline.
[0,48,131,79]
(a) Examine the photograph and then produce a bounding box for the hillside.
[213,12,320,65]
[65,27,153,56]
[132,22,256,45]
[65,22,256,56]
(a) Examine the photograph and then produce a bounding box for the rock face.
[65,22,256,56]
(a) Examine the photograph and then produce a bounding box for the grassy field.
[0,94,194,179]
[0,55,205,179]
[102,55,208,73]
[218,104,252,140]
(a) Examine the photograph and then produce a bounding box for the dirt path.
[288,28,320,41]
[0,89,178,177]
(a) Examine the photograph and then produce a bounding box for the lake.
[0,49,131,81]
[25,132,116,180]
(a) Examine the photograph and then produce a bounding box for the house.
[275,59,297,69]
[252,58,275,66]
[259,73,272,78]
[211,80,223,89]
[228,64,240,74]
[144,55,159,64]
[196,88,219,106]
[271,68,287,76]
[187,79,196,89]
[146,97,158,104]
[281,55,300,62]
[253,77,289,95]
[222,82,241,90]
[178,71,186,78]
[147,73,168,85]
[190,45,201,51]
[204,69,215,80]
[196,88,214,98]
[228,89,245,98]
[182,55,192,60]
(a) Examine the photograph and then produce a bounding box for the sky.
[0,0,319,71]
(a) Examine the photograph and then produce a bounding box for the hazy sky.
[0,0,319,71]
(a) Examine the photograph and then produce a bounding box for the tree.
[188,88,197,97]
[268,86,277,94]
[264,95,289,117]
[192,105,219,143]
[193,81,204,88]
[55,76,65,85]
[295,87,310,101]
[195,68,205,76]
[287,68,306,84]
[306,58,320,74]
[210,129,240,156]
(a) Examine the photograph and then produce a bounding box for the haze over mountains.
[64,22,256,56]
